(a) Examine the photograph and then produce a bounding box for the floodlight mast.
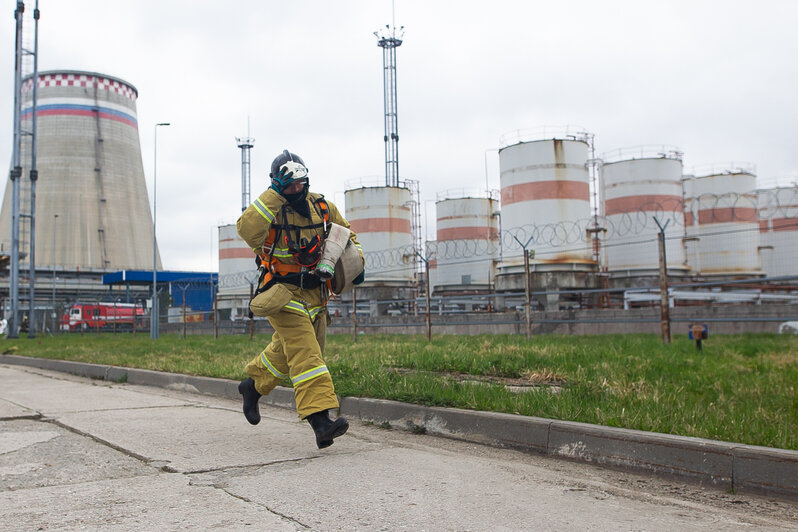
[375,24,404,188]
[236,134,254,212]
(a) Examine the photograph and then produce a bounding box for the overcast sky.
[1,0,797,272]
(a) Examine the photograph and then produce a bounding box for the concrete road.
[1,365,796,531]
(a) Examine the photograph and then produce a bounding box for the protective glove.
[353,270,365,285]
[270,166,294,195]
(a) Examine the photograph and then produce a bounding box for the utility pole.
[654,217,671,344]
[26,0,40,338]
[512,235,535,340]
[415,251,433,341]
[8,1,25,339]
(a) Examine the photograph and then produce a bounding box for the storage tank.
[216,223,256,318]
[757,185,798,277]
[0,70,159,271]
[498,131,594,272]
[431,191,499,293]
[345,184,414,286]
[602,146,688,278]
[683,164,761,276]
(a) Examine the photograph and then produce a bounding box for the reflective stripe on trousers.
[291,365,329,386]
[260,351,287,379]
[283,300,324,320]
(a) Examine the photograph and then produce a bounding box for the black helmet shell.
[270,150,307,178]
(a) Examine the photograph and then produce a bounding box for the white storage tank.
[345,185,414,285]
[432,191,499,292]
[683,164,761,276]
[757,185,798,277]
[602,146,688,276]
[498,130,594,273]
[217,224,255,295]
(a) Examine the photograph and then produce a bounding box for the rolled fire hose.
[314,223,350,280]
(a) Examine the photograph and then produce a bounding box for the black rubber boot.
[306,409,349,449]
[238,378,261,425]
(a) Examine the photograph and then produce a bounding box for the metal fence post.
[654,217,672,344]
[249,283,254,340]
[351,286,358,343]
[524,248,532,341]
[213,290,218,339]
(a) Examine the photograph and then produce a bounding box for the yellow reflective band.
[291,365,329,386]
[308,306,324,320]
[283,300,310,318]
[260,351,287,379]
[272,248,292,258]
[252,199,275,222]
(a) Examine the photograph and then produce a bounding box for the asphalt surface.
[1,363,797,531]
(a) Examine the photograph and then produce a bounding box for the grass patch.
[2,332,797,450]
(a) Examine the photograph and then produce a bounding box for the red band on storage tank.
[501,180,589,205]
[759,217,798,232]
[349,217,411,234]
[605,194,683,215]
[219,248,254,260]
[437,226,498,241]
[684,207,758,225]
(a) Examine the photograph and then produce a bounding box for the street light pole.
[151,122,170,340]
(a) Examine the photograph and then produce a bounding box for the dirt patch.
[387,367,568,393]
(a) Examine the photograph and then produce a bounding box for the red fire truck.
[60,302,145,332]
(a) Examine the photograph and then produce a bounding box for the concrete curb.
[3,354,796,500]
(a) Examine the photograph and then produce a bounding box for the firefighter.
[236,150,364,449]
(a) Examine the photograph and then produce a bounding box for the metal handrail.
[601,145,683,164]
[436,188,500,201]
[688,162,757,177]
[499,125,593,148]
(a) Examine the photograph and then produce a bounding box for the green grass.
[3,332,797,450]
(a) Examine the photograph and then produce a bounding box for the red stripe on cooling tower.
[437,226,498,241]
[35,108,138,128]
[219,248,254,260]
[349,218,411,234]
[501,180,589,205]
[684,207,758,226]
[605,195,684,215]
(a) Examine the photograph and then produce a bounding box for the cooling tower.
[602,147,688,276]
[0,70,160,271]
[432,193,498,292]
[683,164,760,276]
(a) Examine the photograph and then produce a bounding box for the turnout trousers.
[244,286,338,419]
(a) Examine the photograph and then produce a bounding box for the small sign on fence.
[688,323,709,351]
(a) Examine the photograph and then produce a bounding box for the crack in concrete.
[216,487,311,529]
[0,413,42,421]
[42,417,157,467]
[184,455,326,475]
